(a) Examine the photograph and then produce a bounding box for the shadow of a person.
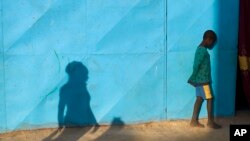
[43,61,98,141]
[95,117,134,141]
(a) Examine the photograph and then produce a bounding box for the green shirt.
[188,46,211,86]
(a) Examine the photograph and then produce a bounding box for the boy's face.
[205,38,216,49]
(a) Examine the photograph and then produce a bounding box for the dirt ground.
[0,110,250,141]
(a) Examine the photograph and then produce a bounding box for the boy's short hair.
[203,30,217,41]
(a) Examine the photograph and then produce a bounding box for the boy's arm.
[192,49,206,75]
[188,48,206,86]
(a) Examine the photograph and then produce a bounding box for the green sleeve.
[192,48,206,75]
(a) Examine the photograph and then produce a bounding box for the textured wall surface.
[0,0,238,133]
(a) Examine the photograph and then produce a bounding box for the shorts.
[196,84,213,99]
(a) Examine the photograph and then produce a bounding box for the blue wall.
[0,0,238,133]
[0,0,7,132]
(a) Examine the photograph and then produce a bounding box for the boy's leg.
[190,96,204,127]
[207,99,221,129]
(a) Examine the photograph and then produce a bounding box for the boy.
[188,30,221,129]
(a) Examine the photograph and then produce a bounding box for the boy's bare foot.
[190,121,205,128]
[207,122,222,129]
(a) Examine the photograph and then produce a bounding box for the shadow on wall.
[215,0,239,116]
[43,61,99,141]
[58,61,97,127]
[94,117,130,141]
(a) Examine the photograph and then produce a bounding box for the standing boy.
[188,30,221,129]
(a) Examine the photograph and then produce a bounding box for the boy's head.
[202,30,217,49]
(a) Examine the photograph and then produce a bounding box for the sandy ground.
[0,110,250,141]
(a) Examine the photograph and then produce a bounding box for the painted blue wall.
[0,0,7,132]
[0,0,238,133]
